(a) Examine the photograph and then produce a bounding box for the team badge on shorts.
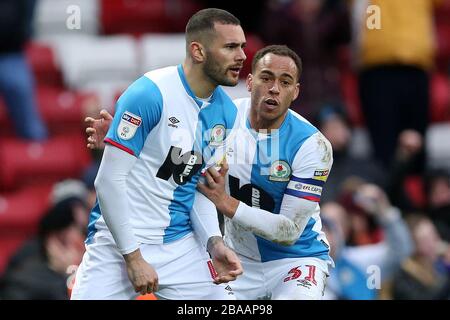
[269,160,291,182]
[209,124,225,147]
[118,111,142,140]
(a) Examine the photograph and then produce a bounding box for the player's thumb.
[220,158,229,176]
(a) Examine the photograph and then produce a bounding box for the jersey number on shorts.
[283,265,317,285]
[157,146,203,185]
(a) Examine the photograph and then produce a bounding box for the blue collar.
[177,64,217,108]
[246,110,291,138]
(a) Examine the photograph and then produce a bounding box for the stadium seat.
[0,184,53,275]
[338,46,365,127]
[430,73,450,123]
[25,42,63,87]
[340,70,365,127]
[0,87,99,137]
[241,33,264,78]
[0,234,34,276]
[54,35,139,90]
[37,87,100,132]
[100,0,201,35]
[0,184,53,233]
[426,123,450,171]
[403,175,426,209]
[34,0,99,38]
[0,134,92,190]
[140,34,185,72]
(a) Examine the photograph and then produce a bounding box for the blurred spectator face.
[413,219,442,261]
[56,224,85,254]
[247,53,300,125]
[45,223,85,276]
[72,201,89,234]
[322,202,350,240]
[293,0,325,21]
[203,23,246,87]
[429,178,450,209]
[322,202,350,257]
[320,115,351,152]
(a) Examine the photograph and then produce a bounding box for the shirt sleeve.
[284,132,333,203]
[190,191,223,249]
[94,145,140,255]
[231,132,333,245]
[105,76,163,157]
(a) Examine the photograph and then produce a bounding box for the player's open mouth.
[264,98,279,109]
[228,67,241,76]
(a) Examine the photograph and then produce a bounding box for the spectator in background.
[317,104,425,212]
[390,214,450,300]
[383,129,425,211]
[50,179,91,235]
[0,0,48,141]
[260,0,350,120]
[321,183,413,300]
[316,104,386,203]
[352,0,441,171]
[423,169,450,242]
[0,198,86,300]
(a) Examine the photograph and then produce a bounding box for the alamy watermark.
[66,5,81,30]
[366,5,381,30]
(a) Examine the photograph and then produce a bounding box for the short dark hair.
[185,8,241,45]
[251,45,303,82]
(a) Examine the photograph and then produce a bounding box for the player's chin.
[225,71,240,84]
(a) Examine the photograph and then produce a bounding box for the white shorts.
[232,255,329,300]
[71,233,235,300]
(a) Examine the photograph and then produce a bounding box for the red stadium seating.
[241,33,265,79]
[0,183,53,275]
[404,175,426,209]
[0,87,99,137]
[100,0,201,35]
[25,42,63,88]
[430,73,450,123]
[36,87,99,133]
[0,134,92,190]
[0,183,53,233]
[0,234,33,276]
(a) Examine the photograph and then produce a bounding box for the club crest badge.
[209,124,225,147]
[269,160,291,182]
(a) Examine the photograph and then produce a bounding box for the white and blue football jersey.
[86,65,239,245]
[220,98,333,263]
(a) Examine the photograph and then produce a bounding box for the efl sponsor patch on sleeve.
[313,169,329,182]
[117,111,142,140]
[285,176,324,202]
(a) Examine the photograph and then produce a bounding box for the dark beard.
[203,55,236,87]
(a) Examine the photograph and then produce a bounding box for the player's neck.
[182,62,216,99]
[249,110,287,134]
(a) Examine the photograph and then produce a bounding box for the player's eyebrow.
[260,70,295,81]
[224,42,246,48]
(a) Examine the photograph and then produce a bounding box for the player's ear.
[190,42,206,63]
[246,74,253,92]
[292,83,300,101]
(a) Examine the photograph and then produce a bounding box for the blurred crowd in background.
[0,0,449,300]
